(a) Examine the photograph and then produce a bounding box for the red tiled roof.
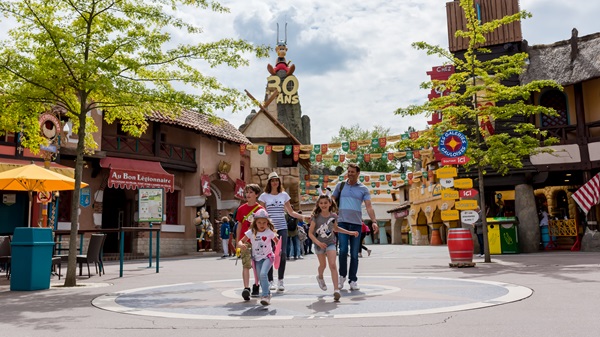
[148,110,251,145]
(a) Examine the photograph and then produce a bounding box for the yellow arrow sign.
[441,210,460,221]
[455,199,478,210]
[436,167,458,179]
[454,178,473,189]
[441,189,459,200]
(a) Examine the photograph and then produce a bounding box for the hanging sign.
[440,178,454,188]
[441,189,459,200]
[37,191,52,204]
[455,199,478,210]
[459,188,479,198]
[80,187,91,207]
[436,167,457,178]
[438,130,468,158]
[441,209,460,221]
[454,178,474,189]
[441,156,470,166]
[461,210,479,225]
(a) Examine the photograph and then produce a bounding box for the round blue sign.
[438,130,468,158]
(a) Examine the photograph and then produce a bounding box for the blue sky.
[200,0,600,144]
[1,1,598,145]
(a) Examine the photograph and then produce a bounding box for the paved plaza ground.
[1,244,599,337]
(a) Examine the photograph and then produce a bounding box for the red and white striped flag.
[572,173,600,214]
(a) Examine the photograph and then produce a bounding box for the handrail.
[53,227,160,277]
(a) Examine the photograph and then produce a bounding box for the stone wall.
[134,237,197,257]
[251,167,300,209]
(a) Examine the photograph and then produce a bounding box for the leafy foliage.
[394,0,560,175]
[0,0,268,286]
[323,124,403,173]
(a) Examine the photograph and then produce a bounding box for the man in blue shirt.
[332,163,379,291]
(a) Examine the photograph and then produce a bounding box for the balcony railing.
[539,125,578,145]
[101,135,196,165]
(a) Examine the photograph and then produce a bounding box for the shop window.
[166,190,179,224]
[240,162,245,180]
[540,89,568,127]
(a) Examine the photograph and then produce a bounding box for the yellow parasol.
[0,163,88,227]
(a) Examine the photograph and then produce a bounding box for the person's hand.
[372,222,379,234]
[317,241,327,249]
[352,231,359,237]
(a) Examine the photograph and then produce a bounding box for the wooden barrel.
[447,228,474,263]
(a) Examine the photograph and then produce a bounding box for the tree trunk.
[63,96,88,286]
[515,183,539,253]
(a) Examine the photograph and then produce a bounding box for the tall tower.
[265,23,311,145]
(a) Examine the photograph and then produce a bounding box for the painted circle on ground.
[92,275,532,320]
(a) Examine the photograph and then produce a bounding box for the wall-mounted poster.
[138,188,163,223]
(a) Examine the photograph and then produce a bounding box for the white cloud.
[2,0,597,145]
[207,0,600,144]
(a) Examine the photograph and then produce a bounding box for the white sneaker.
[269,281,276,291]
[260,295,271,306]
[277,280,285,292]
[349,281,360,290]
[338,276,346,290]
[316,276,327,291]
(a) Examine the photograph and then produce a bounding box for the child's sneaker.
[251,284,260,297]
[316,276,327,291]
[349,281,360,291]
[242,287,251,301]
[269,281,276,291]
[260,295,271,306]
[277,280,285,292]
[333,291,341,302]
[338,276,346,290]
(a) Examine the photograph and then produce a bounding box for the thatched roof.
[520,31,600,86]
[148,110,251,145]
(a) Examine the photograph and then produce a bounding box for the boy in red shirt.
[235,184,264,300]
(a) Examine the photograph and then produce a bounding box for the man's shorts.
[241,243,252,269]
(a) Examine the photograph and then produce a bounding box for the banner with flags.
[572,173,600,214]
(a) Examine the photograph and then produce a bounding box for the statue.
[267,23,295,77]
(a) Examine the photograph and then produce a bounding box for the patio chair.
[77,234,106,278]
[0,236,10,279]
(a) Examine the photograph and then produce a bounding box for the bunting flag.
[238,130,434,164]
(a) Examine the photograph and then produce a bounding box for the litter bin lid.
[11,227,55,246]
[486,216,519,224]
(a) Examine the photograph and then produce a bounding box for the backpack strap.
[335,181,346,206]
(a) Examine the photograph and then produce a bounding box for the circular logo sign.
[438,130,468,158]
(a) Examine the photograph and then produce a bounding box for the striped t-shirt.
[258,192,291,231]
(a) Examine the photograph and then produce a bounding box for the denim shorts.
[314,243,336,255]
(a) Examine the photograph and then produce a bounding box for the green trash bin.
[486,217,519,254]
[10,227,55,291]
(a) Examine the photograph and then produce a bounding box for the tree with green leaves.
[395,0,560,261]
[0,0,268,286]
[323,124,400,173]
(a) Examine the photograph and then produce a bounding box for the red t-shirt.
[235,203,263,239]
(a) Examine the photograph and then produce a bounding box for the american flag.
[572,173,600,214]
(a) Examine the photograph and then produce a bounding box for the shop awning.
[0,158,75,178]
[99,157,174,192]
